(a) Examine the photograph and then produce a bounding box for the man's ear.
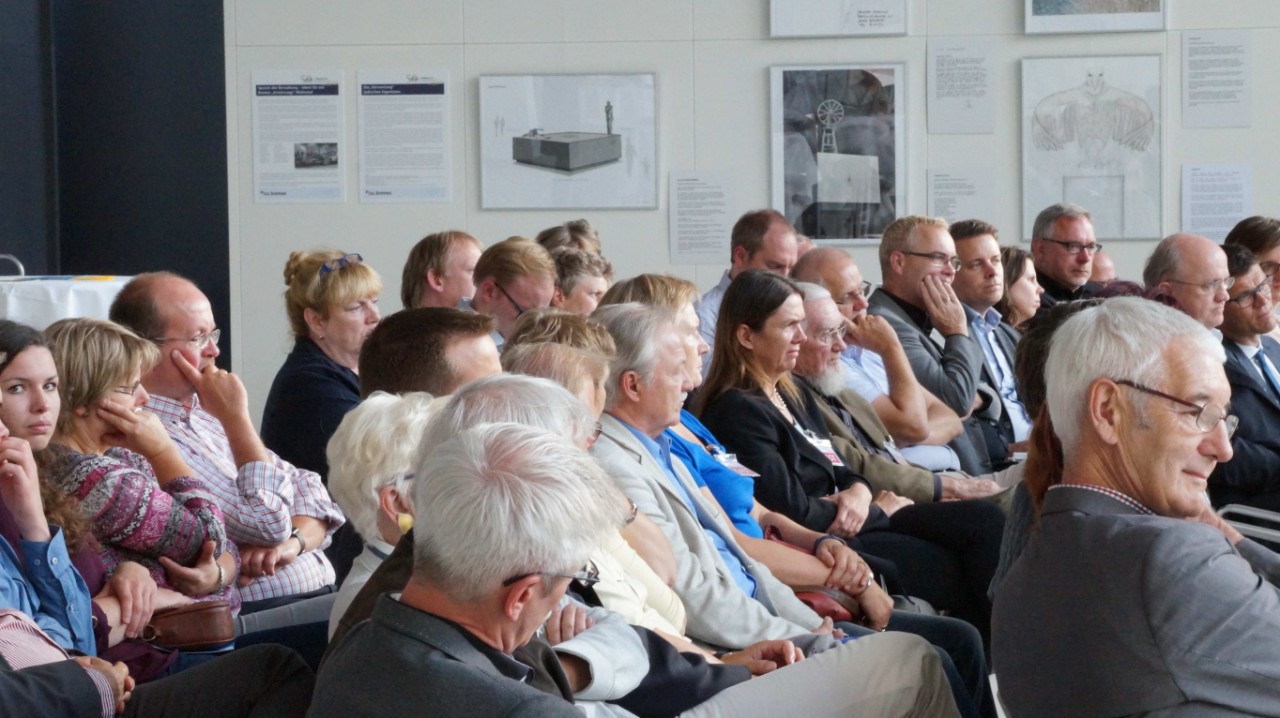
[501,574,542,623]
[620,370,644,404]
[731,245,749,269]
[426,269,446,293]
[1088,378,1124,446]
[888,250,906,277]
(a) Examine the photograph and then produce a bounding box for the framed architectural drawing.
[770,0,907,38]
[1025,0,1166,35]
[1021,55,1162,241]
[770,64,905,244]
[479,74,657,210]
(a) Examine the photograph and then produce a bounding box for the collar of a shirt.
[147,392,196,423]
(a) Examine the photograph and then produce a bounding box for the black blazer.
[699,386,883,533]
[1210,337,1280,506]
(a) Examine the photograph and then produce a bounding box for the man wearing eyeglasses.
[1143,232,1233,330]
[991,297,1280,718]
[793,247,969,474]
[110,273,344,613]
[1211,244,1280,512]
[1029,202,1103,309]
[867,216,995,475]
[462,236,556,348]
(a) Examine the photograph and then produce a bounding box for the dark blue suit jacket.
[1210,337,1280,508]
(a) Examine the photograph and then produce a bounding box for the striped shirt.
[147,394,344,602]
[1049,484,1154,515]
[0,609,113,717]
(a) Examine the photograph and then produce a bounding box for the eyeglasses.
[1166,276,1235,294]
[113,381,143,397]
[1228,280,1272,307]
[1040,238,1103,256]
[319,253,363,277]
[1260,261,1280,278]
[810,323,844,344]
[590,422,604,443]
[834,281,874,306]
[1114,379,1238,438]
[496,283,527,317]
[902,251,961,271]
[152,328,221,350]
[502,562,600,588]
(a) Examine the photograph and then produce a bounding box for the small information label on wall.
[669,173,733,265]
[357,70,452,203]
[1182,30,1251,129]
[927,40,993,135]
[252,71,345,203]
[927,167,996,225]
[1182,164,1252,243]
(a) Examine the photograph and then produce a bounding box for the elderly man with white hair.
[992,297,1280,716]
[324,391,438,637]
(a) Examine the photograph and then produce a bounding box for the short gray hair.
[1044,297,1224,453]
[1141,234,1186,286]
[592,303,675,410]
[411,423,622,602]
[422,374,595,453]
[1032,203,1092,241]
[325,391,438,544]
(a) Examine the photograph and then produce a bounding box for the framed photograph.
[770,64,905,244]
[1021,55,1162,241]
[770,0,907,38]
[1025,0,1166,35]
[479,73,657,210]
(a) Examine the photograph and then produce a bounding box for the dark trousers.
[126,644,314,717]
[852,498,1004,646]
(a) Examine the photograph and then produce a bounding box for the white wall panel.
[225,0,1280,422]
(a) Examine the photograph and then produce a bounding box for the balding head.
[110,272,218,401]
[1145,233,1231,329]
[792,247,870,321]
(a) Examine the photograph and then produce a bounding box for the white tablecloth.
[0,276,132,330]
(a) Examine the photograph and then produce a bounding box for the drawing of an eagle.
[1031,71,1154,160]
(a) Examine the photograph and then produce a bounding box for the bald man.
[1143,233,1233,330]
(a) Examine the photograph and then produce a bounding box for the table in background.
[0,276,132,330]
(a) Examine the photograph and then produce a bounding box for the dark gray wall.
[1,2,230,362]
[0,0,56,275]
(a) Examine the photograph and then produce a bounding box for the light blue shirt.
[457,296,505,349]
[840,345,961,471]
[695,270,732,378]
[967,306,1032,442]
[619,421,757,599]
[0,527,95,655]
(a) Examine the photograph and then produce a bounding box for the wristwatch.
[289,527,307,554]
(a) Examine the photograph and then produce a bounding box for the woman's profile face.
[314,294,381,370]
[0,346,61,451]
[1007,258,1043,324]
[743,293,807,381]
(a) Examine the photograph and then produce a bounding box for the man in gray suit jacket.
[867,215,994,474]
[992,297,1280,717]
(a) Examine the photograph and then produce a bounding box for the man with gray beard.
[791,282,1000,503]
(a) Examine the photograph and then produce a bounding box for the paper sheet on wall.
[252,71,345,203]
[927,40,994,135]
[669,173,733,264]
[1182,164,1252,243]
[357,70,451,203]
[1182,30,1251,129]
[927,167,996,224]
[770,0,906,37]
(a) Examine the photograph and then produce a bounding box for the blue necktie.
[1254,351,1280,400]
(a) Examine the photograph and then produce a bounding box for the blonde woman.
[43,318,237,611]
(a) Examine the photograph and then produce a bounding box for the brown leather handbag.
[142,601,235,652]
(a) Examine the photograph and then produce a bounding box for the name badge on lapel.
[713,451,760,477]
